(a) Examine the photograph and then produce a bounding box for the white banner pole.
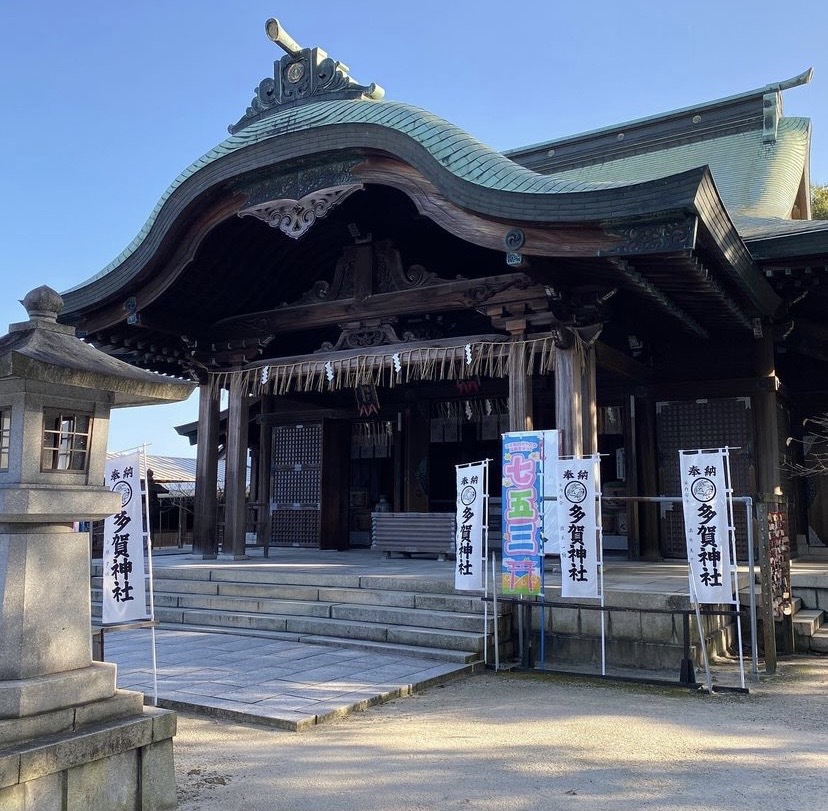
[482,461,490,665]
[723,449,746,691]
[595,454,606,677]
[688,571,714,693]
[744,498,760,682]
[141,445,159,707]
[483,459,490,591]
[492,552,500,672]
[483,575,489,667]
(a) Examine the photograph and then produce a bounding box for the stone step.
[93,578,489,614]
[92,575,489,614]
[738,588,810,623]
[790,574,828,614]
[328,602,492,633]
[792,608,825,637]
[149,623,485,664]
[93,562,462,595]
[156,593,333,618]
[317,586,486,614]
[93,590,499,633]
[151,606,486,653]
[809,628,828,654]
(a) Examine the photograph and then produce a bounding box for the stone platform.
[0,702,176,811]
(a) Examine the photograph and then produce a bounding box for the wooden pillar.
[508,338,534,432]
[636,395,661,559]
[249,447,259,513]
[320,419,350,550]
[555,335,583,456]
[751,333,785,667]
[224,375,250,559]
[581,343,598,456]
[193,382,219,558]
[624,394,641,559]
[256,398,273,553]
[404,403,430,511]
[752,335,782,500]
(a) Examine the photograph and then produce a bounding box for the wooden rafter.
[607,258,708,337]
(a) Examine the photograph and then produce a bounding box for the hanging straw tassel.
[205,333,562,400]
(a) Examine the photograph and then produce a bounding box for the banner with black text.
[102,452,150,624]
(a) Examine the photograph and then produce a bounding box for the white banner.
[679,449,734,604]
[102,452,150,624]
[455,462,486,591]
[557,456,601,598]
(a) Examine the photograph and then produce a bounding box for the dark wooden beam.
[208,273,533,340]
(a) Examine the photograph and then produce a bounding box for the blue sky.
[2,1,827,457]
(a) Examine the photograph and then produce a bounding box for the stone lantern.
[0,286,195,810]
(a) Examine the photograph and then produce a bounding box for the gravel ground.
[172,656,828,811]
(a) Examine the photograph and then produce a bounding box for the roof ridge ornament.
[228,18,385,134]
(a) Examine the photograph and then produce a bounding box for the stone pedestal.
[1,527,104,681]
[0,701,177,811]
[0,528,177,810]
[0,287,194,810]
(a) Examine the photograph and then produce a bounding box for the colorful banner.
[679,449,734,604]
[557,456,601,598]
[501,432,544,596]
[102,452,150,624]
[455,461,486,591]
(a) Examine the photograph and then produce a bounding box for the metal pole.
[595,455,606,677]
[141,445,159,707]
[744,498,759,681]
[482,462,490,666]
[723,449,746,692]
[516,597,523,664]
[483,569,489,667]
[688,574,714,693]
[679,613,696,685]
[492,553,500,671]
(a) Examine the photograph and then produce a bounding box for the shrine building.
[58,20,828,562]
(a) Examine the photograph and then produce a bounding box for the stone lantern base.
[0,699,177,811]
[0,287,195,809]
[0,527,176,810]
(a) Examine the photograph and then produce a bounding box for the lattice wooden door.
[270,423,323,547]
[655,397,754,560]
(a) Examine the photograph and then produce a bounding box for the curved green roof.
[65,98,618,293]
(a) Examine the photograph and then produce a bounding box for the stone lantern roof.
[0,285,194,406]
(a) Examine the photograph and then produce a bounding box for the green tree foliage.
[813,184,828,219]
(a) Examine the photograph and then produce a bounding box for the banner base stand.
[679,658,697,685]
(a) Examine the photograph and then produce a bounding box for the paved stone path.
[104,628,471,730]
